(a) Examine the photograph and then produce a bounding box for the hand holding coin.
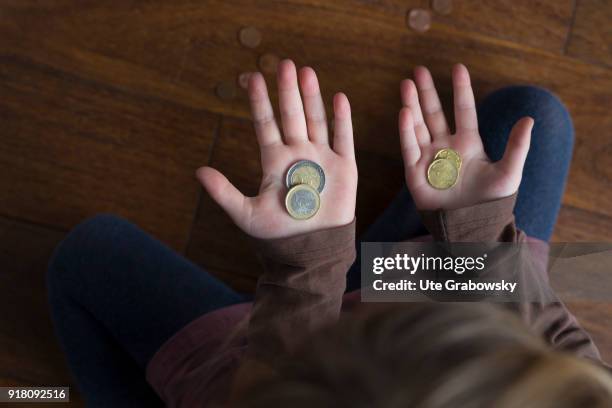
[197,60,357,239]
[399,64,534,210]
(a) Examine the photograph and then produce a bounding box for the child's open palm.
[399,64,533,210]
[197,60,357,239]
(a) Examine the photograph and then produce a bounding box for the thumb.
[499,116,534,178]
[196,167,251,228]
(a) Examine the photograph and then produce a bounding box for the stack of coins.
[284,160,325,220]
[427,148,462,189]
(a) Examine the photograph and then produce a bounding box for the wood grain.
[0,54,217,250]
[553,205,612,241]
[566,301,612,363]
[269,0,574,53]
[566,0,612,67]
[2,1,610,167]
[186,117,262,292]
[427,0,574,53]
[0,217,84,405]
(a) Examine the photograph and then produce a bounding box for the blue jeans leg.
[478,86,574,241]
[47,214,245,407]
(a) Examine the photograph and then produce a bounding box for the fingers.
[499,117,534,176]
[452,63,478,133]
[298,66,329,144]
[248,72,282,147]
[332,92,354,158]
[400,79,430,146]
[399,107,421,167]
[277,60,308,144]
[413,66,450,140]
[196,167,251,227]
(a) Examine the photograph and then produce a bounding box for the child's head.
[236,303,612,407]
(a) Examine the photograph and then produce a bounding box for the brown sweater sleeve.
[246,219,356,365]
[229,221,356,400]
[419,194,608,368]
[418,193,519,243]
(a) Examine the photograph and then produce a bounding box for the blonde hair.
[234,303,612,408]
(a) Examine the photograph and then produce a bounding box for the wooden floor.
[1,0,612,405]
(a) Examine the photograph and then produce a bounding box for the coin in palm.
[434,148,462,171]
[427,158,458,189]
[285,184,320,220]
[285,160,326,193]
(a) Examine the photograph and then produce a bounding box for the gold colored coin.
[434,148,462,171]
[285,184,320,220]
[427,158,458,189]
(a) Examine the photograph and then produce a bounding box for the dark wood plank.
[4,0,601,217]
[258,0,574,53]
[0,217,84,405]
[548,230,612,362]
[566,301,612,364]
[0,54,217,250]
[1,1,608,156]
[0,1,585,140]
[566,0,612,67]
[426,0,574,53]
[349,0,574,53]
[553,205,612,241]
[186,117,262,292]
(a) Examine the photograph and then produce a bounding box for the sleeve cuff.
[418,194,518,242]
[250,219,356,265]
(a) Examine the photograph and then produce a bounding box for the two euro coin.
[284,160,324,220]
[427,148,462,190]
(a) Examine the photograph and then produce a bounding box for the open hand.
[399,64,533,210]
[197,60,357,239]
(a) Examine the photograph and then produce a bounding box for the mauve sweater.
[145,194,608,407]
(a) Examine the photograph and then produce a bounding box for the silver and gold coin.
[285,160,325,193]
[427,158,459,189]
[434,148,462,171]
[285,184,320,220]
